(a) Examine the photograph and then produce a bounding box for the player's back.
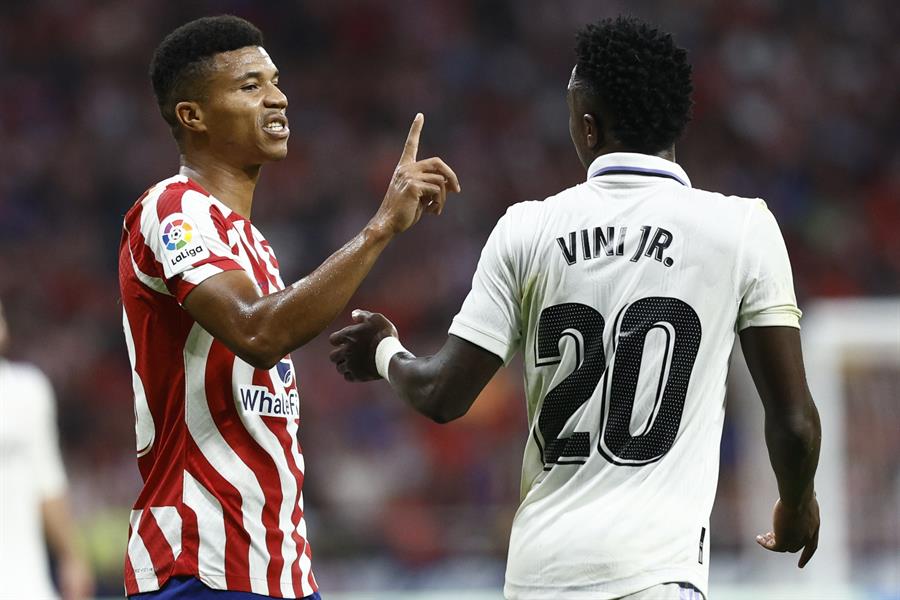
[482,153,800,599]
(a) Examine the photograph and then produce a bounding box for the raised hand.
[756,496,820,568]
[329,310,398,381]
[370,113,461,236]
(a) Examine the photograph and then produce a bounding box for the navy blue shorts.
[129,576,322,600]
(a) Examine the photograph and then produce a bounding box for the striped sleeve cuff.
[172,259,246,304]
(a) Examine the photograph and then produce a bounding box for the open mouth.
[263,115,289,137]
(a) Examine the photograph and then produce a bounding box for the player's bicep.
[739,326,811,418]
[182,270,270,359]
[439,334,503,391]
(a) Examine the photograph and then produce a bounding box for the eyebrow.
[236,70,279,82]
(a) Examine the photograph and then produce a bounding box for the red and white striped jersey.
[118,175,317,598]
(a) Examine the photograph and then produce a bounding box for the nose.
[265,82,288,109]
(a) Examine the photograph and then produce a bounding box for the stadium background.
[0,0,897,598]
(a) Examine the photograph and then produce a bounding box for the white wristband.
[375,336,408,383]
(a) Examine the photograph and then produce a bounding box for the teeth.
[265,122,284,131]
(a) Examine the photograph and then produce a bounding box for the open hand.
[756,496,820,568]
[329,310,398,381]
[370,113,461,236]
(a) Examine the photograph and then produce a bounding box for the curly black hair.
[574,16,693,153]
[150,15,263,129]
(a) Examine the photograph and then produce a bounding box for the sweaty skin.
[173,45,460,369]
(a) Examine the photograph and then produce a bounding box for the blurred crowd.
[0,0,896,594]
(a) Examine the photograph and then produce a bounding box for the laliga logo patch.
[162,219,194,251]
[276,360,294,387]
[159,213,210,277]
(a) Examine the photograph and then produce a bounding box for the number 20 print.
[534,297,702,469]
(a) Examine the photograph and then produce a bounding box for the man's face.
[197,46,289,166]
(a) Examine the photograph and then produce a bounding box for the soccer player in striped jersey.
[330,17,821,600]
[119,15,459,600]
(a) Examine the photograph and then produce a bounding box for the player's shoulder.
[500,198,545,223]
[501,181,586,223]
[668,186,776,238]
[154,176,219,219]
[687,185,769,215]
[494,199,553,248]
[126,175,232,231]
[124,175,186,225]
[491,183,594,250]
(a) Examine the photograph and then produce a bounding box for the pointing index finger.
[398,113,424,165]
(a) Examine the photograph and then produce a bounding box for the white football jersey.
[0,359,68,600]
[448,152,801,599]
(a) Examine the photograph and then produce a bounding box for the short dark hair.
[574,16,693,153]
[150,15,263,129]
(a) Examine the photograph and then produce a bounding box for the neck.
[584,145,676,169]
[657,146,676,161]
[179,153,261,219]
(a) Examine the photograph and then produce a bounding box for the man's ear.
[175,101,206,134]
[582,113,604,150]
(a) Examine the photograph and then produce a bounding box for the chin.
[268,148,289,161]
[258,144,289,162]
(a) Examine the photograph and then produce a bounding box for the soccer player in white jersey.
[119,15,459,600]
[0,300,95,600]
[329,16,821,600]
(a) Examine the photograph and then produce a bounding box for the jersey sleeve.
[141,188,246,303]
[30,370,67,500]
[449,208,526,364]
[737,201,802,330]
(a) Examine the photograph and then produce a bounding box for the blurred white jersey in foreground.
[0,359,68,600]
[448,153,801,599]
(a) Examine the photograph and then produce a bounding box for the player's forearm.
[764,401,821,508]
[389,353,474,424]
[249,223,393,366]
[740,327,822,509]
[41,495,81,560]
[42,494,95,599]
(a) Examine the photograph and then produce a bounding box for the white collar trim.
[586,152,691,188]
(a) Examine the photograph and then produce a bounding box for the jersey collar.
[586,152,692,188]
